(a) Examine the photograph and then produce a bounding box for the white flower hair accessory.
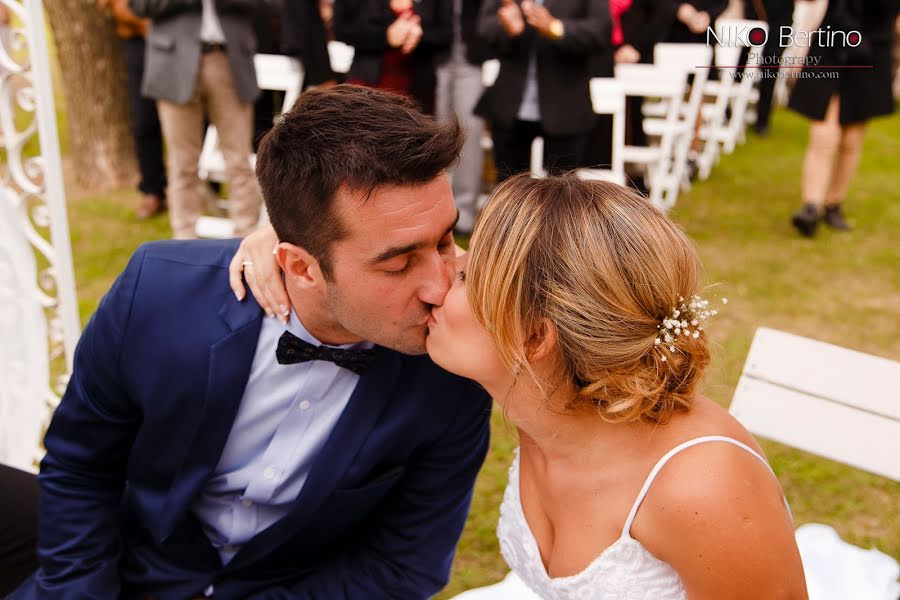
[654,295,728,362]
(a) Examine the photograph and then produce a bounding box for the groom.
[9,86,491,598]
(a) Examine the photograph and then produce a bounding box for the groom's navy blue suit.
[13,240,491,599]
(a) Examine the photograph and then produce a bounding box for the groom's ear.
[525,318,558,364]
[276,243,324,288]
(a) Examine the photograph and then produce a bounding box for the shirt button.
[240,498,253,508]
[298,400,311,411]
[223,544,235,553]
[263,466,276,480]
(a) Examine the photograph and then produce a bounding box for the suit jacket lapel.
[226,346,403,570]
[158,293,263,542]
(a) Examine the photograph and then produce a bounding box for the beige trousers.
[157,51,261,239]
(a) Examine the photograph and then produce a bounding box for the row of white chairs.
[500,18,768,210]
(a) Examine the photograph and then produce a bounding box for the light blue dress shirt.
[517,0,544,122]
[191,309,373,564]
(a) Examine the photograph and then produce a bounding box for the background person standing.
[131,0,263,239]
[788,0,899,237]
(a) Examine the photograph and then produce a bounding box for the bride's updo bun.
[467,174,711,424]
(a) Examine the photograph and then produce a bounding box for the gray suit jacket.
[130,0,260,104]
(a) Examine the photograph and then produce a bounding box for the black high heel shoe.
[791,203,820,237]
[823,204,851,231]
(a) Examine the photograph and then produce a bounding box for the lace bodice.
[497,436,774,600]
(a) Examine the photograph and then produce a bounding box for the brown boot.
[136,194,165,220]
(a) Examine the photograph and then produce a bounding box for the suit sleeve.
[333,0,391,53]
[477,0,526,56]
[28,249,147,598]
[551,0,611,55]
[281,0,335,86]
[418,0,454,52]
[626,0,675,58]
[246,389,493,600]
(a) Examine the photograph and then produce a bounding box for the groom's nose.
[418,251,453,307]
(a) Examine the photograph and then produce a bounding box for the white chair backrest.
[253,54,305,111]
[614,62,685,100]
[729,328,900,482]
[653,42,713,72]
[0,0,80,472]
[577,78,626,185]
[482,58,500,88]
[328,41,355,74]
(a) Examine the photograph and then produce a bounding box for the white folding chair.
[576,78,626,186]
[696,19,768,179]
[196,54,304,238]
[729,327,900,482]
[327,40,355,75]
[646,43,713,204]
[480,59,500,153]
[615,63,686,209]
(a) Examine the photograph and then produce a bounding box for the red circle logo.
[749,27,767,46]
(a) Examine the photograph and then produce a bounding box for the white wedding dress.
[453,436,776,600]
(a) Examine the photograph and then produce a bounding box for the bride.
[232,173,807,599]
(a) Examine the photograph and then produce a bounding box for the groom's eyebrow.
[370,210,459,265]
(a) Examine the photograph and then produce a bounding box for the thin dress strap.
[620,435,777,538]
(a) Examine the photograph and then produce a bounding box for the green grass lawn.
[60,107,899,594]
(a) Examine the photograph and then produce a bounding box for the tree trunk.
[45,0,138,191]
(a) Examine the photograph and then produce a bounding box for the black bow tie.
[276,331,376,374]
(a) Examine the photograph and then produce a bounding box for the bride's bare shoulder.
[630,402,807,599]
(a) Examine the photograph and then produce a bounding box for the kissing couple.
[4,85,806,599]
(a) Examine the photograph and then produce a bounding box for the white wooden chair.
[327,40,355,75]
[615,63,686,209]
[729,327,900,482]
[576,77,626,186]
[480,59,500,154]
[0,0,80,473]
[195,54,304,238]
[645,43,713,205]
[696,19,768,179]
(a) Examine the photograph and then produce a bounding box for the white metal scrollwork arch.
[0,0,79,472]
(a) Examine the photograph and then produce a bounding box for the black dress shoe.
[823,204,851,231]
[791,203,820,237]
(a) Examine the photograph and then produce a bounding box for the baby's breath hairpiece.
[654,295,728,362]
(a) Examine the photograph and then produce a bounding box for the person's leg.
[821,121,867,230]
[449,59,485,234]
[491,120,538,183]
[542,130,588,176]
[157,90,206,239]
[0,464,38,596]
[202,51,262,237]
[125,37,167,217]
[253,89,277,153]
[793,95,841,236]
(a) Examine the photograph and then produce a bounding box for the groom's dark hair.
[256,84,463,279]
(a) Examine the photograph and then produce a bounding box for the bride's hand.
[229,224,290,323]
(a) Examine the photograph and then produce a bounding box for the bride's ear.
[525,318,558,364]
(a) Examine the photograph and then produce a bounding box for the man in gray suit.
[131,0,262,239]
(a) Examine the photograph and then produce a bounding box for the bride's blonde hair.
[467,173,710,423]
